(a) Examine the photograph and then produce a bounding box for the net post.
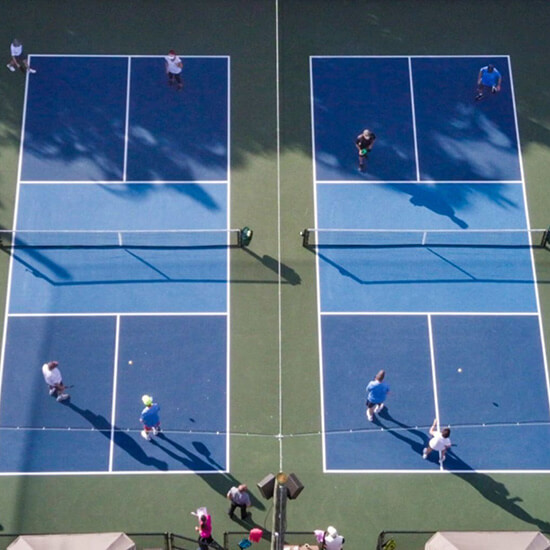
[300,229,310,247]
[271,472,288,550]
[543,227,550,249]
[239,227,253,247]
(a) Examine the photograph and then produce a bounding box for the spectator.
[314,526,344,550]
[195,510,213,550]
[227,484,252,520]
[7,39,36,74]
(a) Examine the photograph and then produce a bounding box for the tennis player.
[6,39,36,74]
[365,370,390,422]
[422,418,451,463]
[140,394,161,440]
[475,64,501,101]
[165,49,183,90]
[41,361,69,402]
[355,129,376,172]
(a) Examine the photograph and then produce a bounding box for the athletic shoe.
[56,393,70,402]
[152,427,161,436]
[7,64,15,72]
[28,68,36,74]
[475,93,482,101]
[366,410,374,422]
[141,430,151,441]
[422,449,428,459]
[49,388,57,396]
[374,403,384,413]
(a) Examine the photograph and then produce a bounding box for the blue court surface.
[311,56,550,472]
[0,55,231,474]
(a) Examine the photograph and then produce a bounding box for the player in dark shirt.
[356,129,376,172]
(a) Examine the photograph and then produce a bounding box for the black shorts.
[168,72,182,83]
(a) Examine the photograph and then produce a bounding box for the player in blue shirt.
[140,394,161,441]
[366,370,390,422]
[476,64,502,101]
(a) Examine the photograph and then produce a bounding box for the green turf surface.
[0,1,549,549]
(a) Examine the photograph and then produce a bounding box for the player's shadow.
[150,433,220,471]
[151,436,266,511]
[373,409,434,461]
[192,441,265,511]
[404,185,469,229]
[445,452,550,531]
[242,248,301,285]
[64,402,168,470]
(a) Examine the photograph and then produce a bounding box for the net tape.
[301,227,550,249]
[0,228,249,249]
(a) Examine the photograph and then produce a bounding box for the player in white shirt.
[7,39,36,74]
[41,361,69,402]
[422,418,451,463]
[165,49,183,90]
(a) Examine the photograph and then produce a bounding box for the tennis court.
[310,56,550,472]
[0,55,231,473]
[2,2,550,548]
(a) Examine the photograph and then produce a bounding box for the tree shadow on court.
[65,402,169,471]
[445,452,550,531]
[242,247,301,285]
[99,182,221,212]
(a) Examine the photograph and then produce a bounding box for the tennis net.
[301,227,550,249]
[0,227,253,249]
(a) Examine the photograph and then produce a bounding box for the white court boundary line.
[108,315,121,472]
[309,56,328,472]
[316,180,523,185]
[310,55,550,474]
[122,58,131,183]
[275,0,284,471]
[407,57,421,181]
[0,54,233,476]
[20,180,229,185]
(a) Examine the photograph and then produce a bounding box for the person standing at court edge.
[7,39,36,74]
[365,369,390,421]
[165,49,183,90]
[195,509,213,550]
[227,484,252,520]
[314,526,344,550]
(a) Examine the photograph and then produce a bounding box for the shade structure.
[425,531,550,550]
[8,532,136,549]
